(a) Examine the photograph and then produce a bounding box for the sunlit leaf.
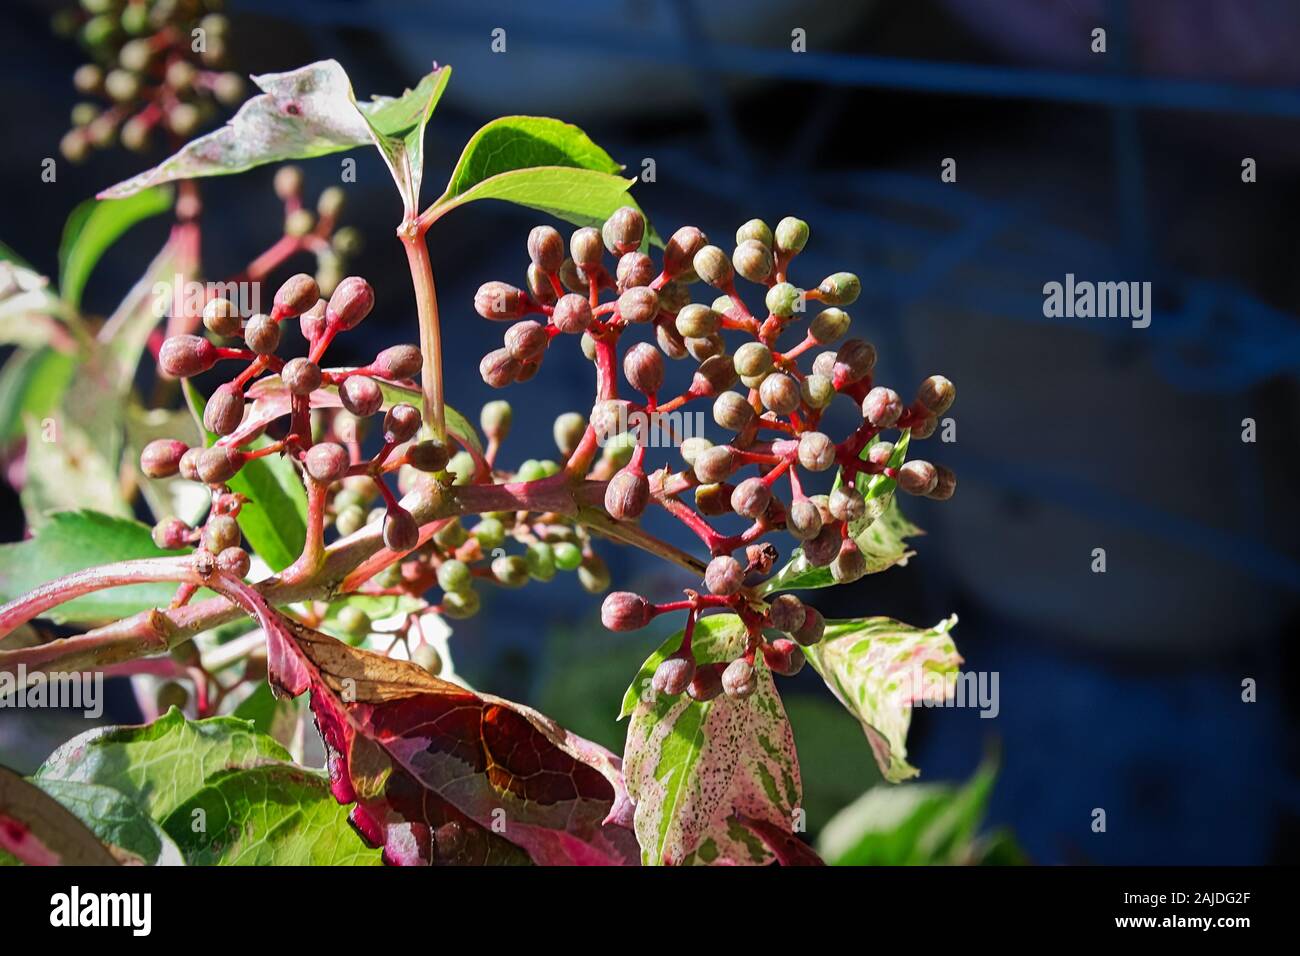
[58,186,173,308]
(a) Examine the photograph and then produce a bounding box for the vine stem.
[399,218,446,443]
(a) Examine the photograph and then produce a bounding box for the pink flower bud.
[730,477,772,519]
[705,555,744,595]
[274,272,319,318]
[762,638,806,677]
[503,320,548,362]
[664,226,707,277]
[862,386,903,428]
[897,460,938,496]
[479,348,520,388]
[768,594,807,634]
[372,344,422,380]
[527,225,565,273]
[328,276,376,330]
[602,206,645,256]
[797,431,836,472]
[282,357,322,396]
[616,286,659,324]
[304,442,350,483]
[383,403,421,444]
[653,654,696,696]
[604,468,650,520]
[722,658,757,698]
[140,439,189,478]
[552,293,592,334]
[623,342,664,395]
[340,375,382,417]
[152,517,191,550]
[203,383,245,437]
[383,506,420,552]
[601,591,652,631]
[159,335,217,378]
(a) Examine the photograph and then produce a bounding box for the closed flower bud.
[674,304,718,339]
[202,297,241,337]
[917,374,956,415]
[732,239,773,283]
[204,383,245,436]
[159,334,218,378]
[480,348,520,388]
[152,517,190,551]
[694,445,737,483]
[803,524,841,568]
[768,594,807,634]
[759,373,800,415]
[503,320,548,363]
[383,507,420,552]
[695,482,733,516]
[736,218,773,247]
[659,281,692,313]
[616,252,656,292]
[140,439,188,478]
[527,225,565,273]
[216,546,251,579]
[553,412,587,456]
[526,541,557,582]
[862,386,903,428]
[197,446,243,485]
[775,217,810,255]
[436,558,473,594]
[411,643,443,674]
[927,464,956,500]
[383,403,421,444]
[526,263,557,306]
[679,436,713,467]
[605,468,650,520]
[762,638,806,677]
[552,292,593,334]
[731,477,772,519]
[705,555,745,595]
[372,344,423,380]
[274,273,319,318]
[273,165,303,200]
[664,226,708,277]
[787,498,823,541]
[340,375,382,418]
[794,606,826,646]
[617,286,659,324]
[578,554,612,593]
[304,442,350,483]
[797,431,836,472]
[335,505,366,536]
[897,459,938,496]
[713,391,755,432]
[653,655,696,696]
[407,439,450,472]
[834,339,876,385]
[911,414,939,440]
[810,307,850,343]
[559,258,585,294]
[829,484,866,522]
[693,245,734,288]
[178,447,202,483]
[733,342,773,378]
[299,299,328,342]
[811,350,837,379]
[282,357,322,396]
[474,281,523,321]
[867,441,895,468]
[570,227,603,267]
[692,355,738,396]
[442,589,481,619]
[800,374,835,410]
[326,277,375,330]
[244,314,281,355]
[817,271,861,306]
[590,399,630,442]
[623,342,664,394]
[656,322,688,360]
[285,209,315,238]
[104,68,139,102]
[765,282,802,318]
[722,658,757,698]
[688,663,726,702]
[684,335,722,362]
[480,399,512,443]
[602,206,645,255]
[317,187,346,220]
[492,555,530,588]
[602,591,652,631]
[831,539,867,583]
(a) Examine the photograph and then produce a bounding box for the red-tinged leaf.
[731,813,825,866]
[0,767,119,866]
[277,618,639,865]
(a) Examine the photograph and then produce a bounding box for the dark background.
[1,0,1298,864]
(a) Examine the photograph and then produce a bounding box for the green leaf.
[97,60,450,208]
[159,763,378,865]
[430,115,647,234]
[20,416,130,528]
[761,431,919,595]
[32,779,185,866]
[357,66,451,212]
[58,186,173,308]
[817,758,999,865]
[0,262,69,349]
[0,767,118,865]
[622,614,802,866]
[124,402,209,526]
[804,615,963,783]
[35,709,293,820]
[0,348,77,445]
[0,510,185,625]
[183,379,307,572]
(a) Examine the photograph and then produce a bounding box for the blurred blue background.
[1,0,1298,863]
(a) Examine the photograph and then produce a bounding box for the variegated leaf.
[804,615,962,782]
[622,614,802,866]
